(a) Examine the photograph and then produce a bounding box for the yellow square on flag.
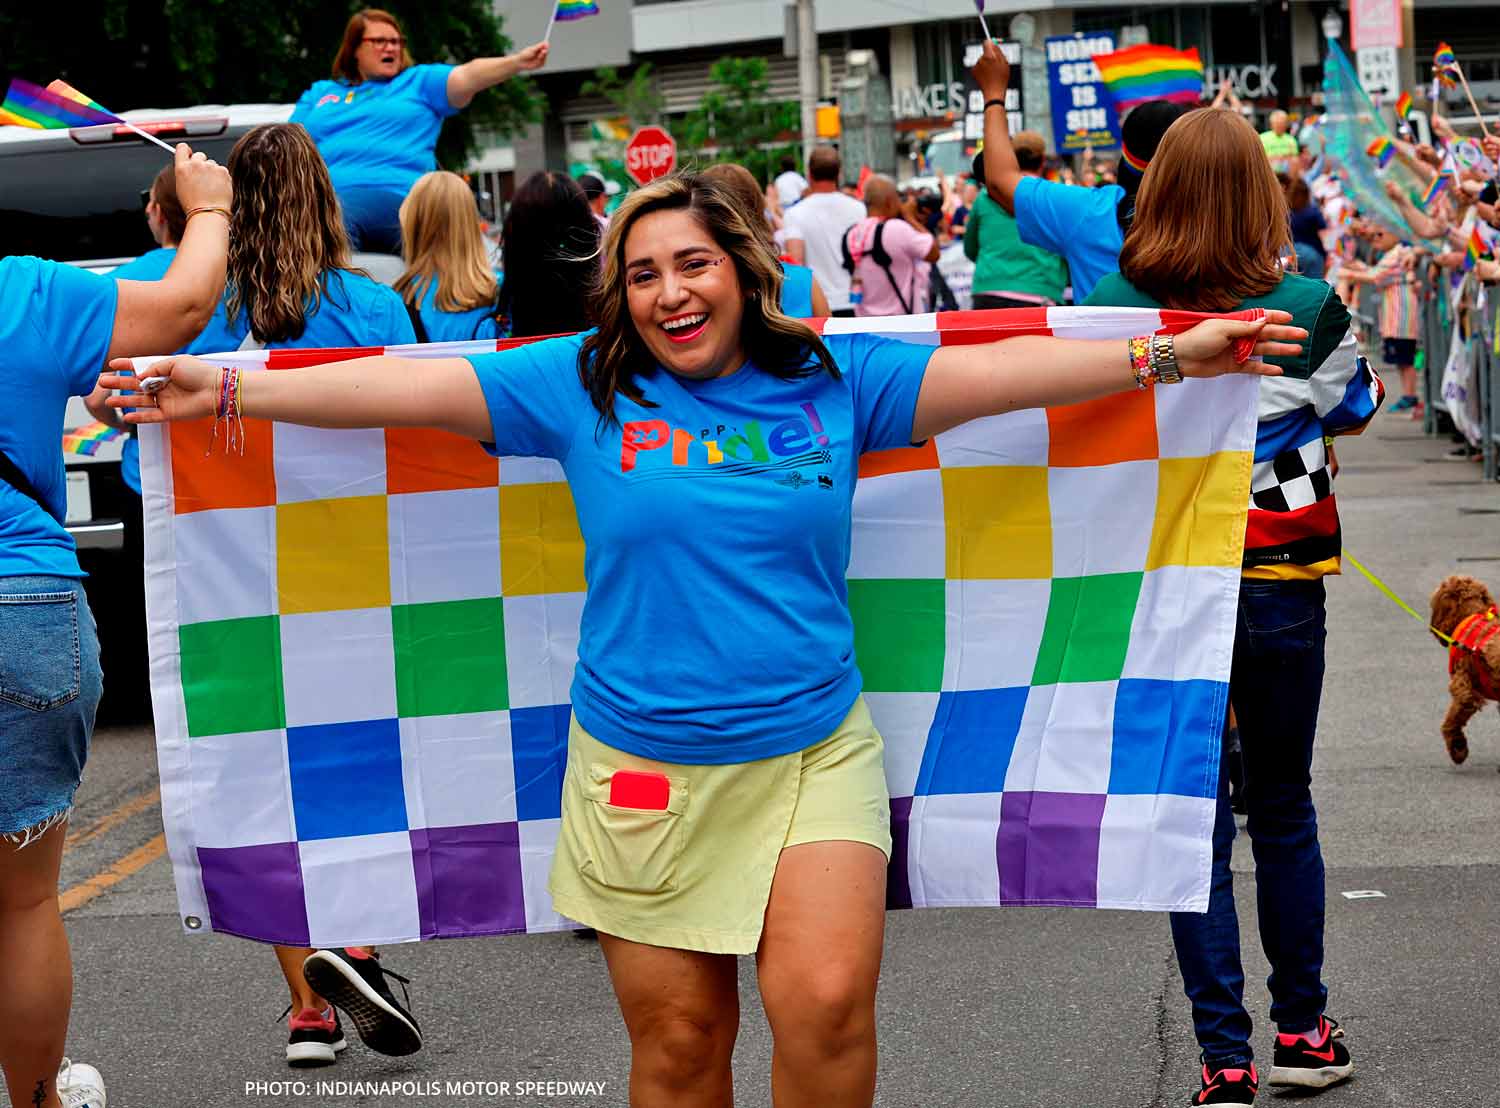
[1147,453,1253,570]
[942,465,1052,580]
[500,482,587,596]
[277,495,391,613]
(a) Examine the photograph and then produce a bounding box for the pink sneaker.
[286,1005,347,1067]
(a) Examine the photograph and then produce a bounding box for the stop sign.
[624,126,677,186]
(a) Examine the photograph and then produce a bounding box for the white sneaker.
[57,1058,107,1108]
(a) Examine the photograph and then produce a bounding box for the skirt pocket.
[0,591,81,712]
[577,763,688,894]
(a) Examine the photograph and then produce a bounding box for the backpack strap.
[870,221,912,315]
[404,299,430,345]
[0,445,58,522]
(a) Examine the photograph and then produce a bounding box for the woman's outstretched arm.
[98,354,493,441]
[910,313,1305,442]
[447,43,549,109]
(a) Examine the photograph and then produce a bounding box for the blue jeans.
[338,187,404,254]
[0,576,103,838]
[1169,579,1329,1066]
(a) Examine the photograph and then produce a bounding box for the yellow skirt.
[548,697,891,954]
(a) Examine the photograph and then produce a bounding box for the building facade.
[475,0,1500,187]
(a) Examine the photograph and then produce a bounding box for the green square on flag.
[393,598,508,717]
[180,615,286,737]
[1032,572,1143,685]
[849,578,945,692]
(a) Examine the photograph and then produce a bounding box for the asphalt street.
[15,406,1500,1108]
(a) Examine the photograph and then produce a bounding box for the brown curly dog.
[1429,574,1500,765]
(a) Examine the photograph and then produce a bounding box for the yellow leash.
[1342,549,1454,645]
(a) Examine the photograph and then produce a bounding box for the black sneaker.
[283,1004,347,1067]
[1191,1061,1258,1106]
[303,948,423,1057]
[1269,1015,1352,1088]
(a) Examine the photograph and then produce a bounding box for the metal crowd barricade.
[1414,266,1500,482]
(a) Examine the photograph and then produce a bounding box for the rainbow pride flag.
[1467,225,1490,271]
[1366,135,1395,168]
[1394,91,1413,118]
[1421,171,1451,209]
[1434,42,1460,88]
[1094,44,1204,113]
[62,422,126,456]
[554,0,599,21]
[0,78,119,129]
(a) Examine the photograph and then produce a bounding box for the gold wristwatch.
[1151,334,1183,384]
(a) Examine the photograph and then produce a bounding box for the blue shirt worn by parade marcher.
[0,257,118,579]
[411,276,500,343]
[188,269,416,353]
[289,64,457,197]
[780,262,815,318]
[1013,176,1125,302]
[467,331,934,764]
[109,247,178,495]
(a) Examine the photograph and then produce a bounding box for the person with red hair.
[290,8,548,253]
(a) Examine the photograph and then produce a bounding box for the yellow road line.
[65,787,161,849]
[59,834,166,914]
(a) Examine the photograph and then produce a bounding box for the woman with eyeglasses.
[290,7,548,254]
[100,172,1302,1108]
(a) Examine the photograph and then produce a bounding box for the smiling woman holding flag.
[101,172,1304,1108]
[290,8,549,253]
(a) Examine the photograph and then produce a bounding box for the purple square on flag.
[411,823,526,938]
[886,796,914,910]
[997,791,1107,906]
[198,842,309,945]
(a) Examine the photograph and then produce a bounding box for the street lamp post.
[797,0,818,166]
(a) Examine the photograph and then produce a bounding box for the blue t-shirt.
[189,270,416,353]
[1013,176,1125,302]
[467,332,933,764]
[289,64,458,196]
[781,262,815,318]
[110,248,178,496]
[0,258,118,579]
[411,276,500,343]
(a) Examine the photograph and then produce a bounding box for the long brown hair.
[396,171,497,313]
[331,8,415,83]
[579,173,838,427]
[1118,109,1290,311]
[225,124,356,343]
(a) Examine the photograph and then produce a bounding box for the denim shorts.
[0,576,103,840]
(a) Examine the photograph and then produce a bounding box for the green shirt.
[1083,271,1347,381]
[1259,130,1299,162]
[963,191,1069,302]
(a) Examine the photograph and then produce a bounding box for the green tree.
[680,57,799,182]
[580,63,664,130]
[1,0,542,167]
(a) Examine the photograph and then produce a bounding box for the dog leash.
[1342,549,1455,645]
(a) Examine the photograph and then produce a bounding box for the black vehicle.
[1,105,293,718]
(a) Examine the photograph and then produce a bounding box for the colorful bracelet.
[1128,335,1155,389]
[207,365,247,456]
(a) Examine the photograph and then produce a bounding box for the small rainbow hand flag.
[1421,171,1451,210]
[1093,44,1204,114]
[554,0,600,21]
[1366,135,1395,168]
[1434,42,1460,88]
[1465,225,1486,270]
[0,78,119,129]
[1394,91,1413,119]
[62,422,126,456]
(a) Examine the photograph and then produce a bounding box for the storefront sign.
[1351,0,1402,50]
[1202,65,1279,100]
[1045,33,1121,154]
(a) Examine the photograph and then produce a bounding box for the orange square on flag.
[1046,388,1158,468]
[385,428,499,494]
[859,440,939,478]
[169,418,277,514]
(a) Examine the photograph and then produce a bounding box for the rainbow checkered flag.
[138,309,1258,946]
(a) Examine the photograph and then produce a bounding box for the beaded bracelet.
[207,366,247,456]
[1127,335,1155,389]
